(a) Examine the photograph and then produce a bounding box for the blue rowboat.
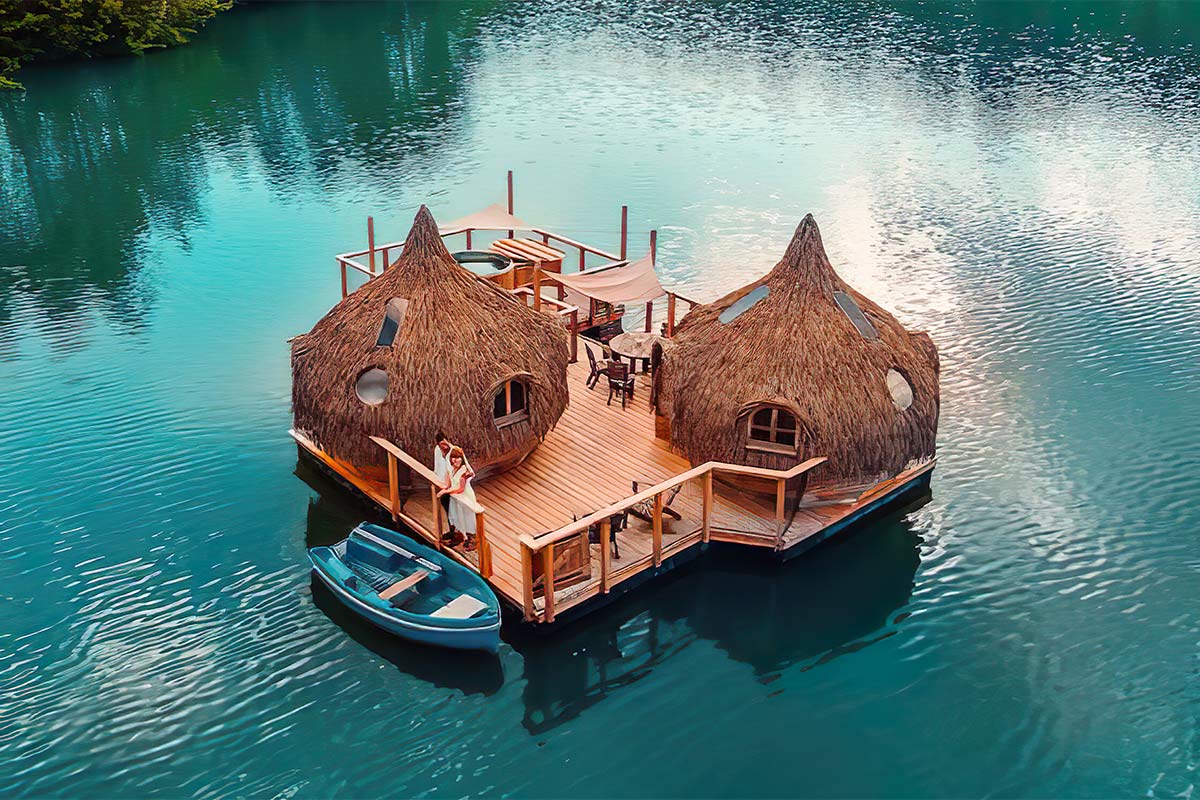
[308,523,501,653]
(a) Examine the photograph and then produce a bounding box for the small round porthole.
[355,368,389,406]
[886,368,913,411]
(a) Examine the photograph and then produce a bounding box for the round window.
[886,368,913,411]
[355,368,389,406]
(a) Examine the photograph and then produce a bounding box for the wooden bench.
[378,569,428,600]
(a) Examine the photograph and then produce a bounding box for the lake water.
[2,2,1198,797]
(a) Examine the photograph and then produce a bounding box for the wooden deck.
[291,350,934,625]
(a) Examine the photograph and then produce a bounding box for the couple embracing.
[433,430,478,551]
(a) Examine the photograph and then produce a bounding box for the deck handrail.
[529,228,620,262]
[369,436,487,515]
[509,288,579,317]
[519,456,827,550]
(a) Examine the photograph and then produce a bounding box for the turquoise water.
[2,2,1198,796]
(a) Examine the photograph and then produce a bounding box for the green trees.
[0,0,232,89]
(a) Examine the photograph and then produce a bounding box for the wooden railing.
[517,456,827,623]
[334,224,624,299]
[511,284,580,363]
[663,290,701,337]
[369,436,492,579]
[529,228,621,272]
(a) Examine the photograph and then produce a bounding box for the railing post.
[533,266,542,311]
[775,477,786,545]
[620,205,628,260]
[652,492,663,567]
[429,483,443,550]
[387,453,400,522]
[569,309,579,363]
[666,293,677,337]
[521,543,535,621]
[702,470,713,543]
[465,229,472,249]
[475,511,490,578]
[507,170,515,239]
[339,260,348,299]
[542,542,556,623]
[599,518,612,594]
[644,301,653,333]
[367,216,376,275]
[381,246,390,272]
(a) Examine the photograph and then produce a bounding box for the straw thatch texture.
[655,214,939,488]
[292,206,570,473]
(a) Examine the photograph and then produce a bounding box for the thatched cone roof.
[292,206,570,470]
[655,215,939,487]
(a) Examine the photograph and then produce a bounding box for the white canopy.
[553,253,665,304]
[439,203,533,234]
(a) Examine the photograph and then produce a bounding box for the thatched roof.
[292,206,570,469]
[655,214,939,487]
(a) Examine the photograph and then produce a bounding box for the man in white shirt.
[433,430,455,542]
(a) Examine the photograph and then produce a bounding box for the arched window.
[493,379,530,428]
[355,367,388,406]
[746,405,799,454]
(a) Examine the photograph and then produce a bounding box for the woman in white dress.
[437,446,478,550]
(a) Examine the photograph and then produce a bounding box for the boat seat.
[378,569,428,600]
[429,593,489,619]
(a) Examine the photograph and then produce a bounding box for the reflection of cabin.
[292,172,938,628]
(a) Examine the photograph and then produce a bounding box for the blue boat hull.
[308,523,501,654]
[311,564,501,653]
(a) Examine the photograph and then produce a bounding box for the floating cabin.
[291,174,938,626]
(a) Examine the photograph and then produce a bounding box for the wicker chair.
[585,344,612,389]
[606,362,636,408]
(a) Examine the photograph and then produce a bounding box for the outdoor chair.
[628,481,684,522]
[583,511,626,560]
[585,344,612,389]
[606,361,635,408]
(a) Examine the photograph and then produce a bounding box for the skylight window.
[719,285,769,324]
[833,291,879,340]
[375,298,409,347]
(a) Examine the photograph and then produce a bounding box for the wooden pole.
[339,261,348,299]
[387,453,400,522]
[542,542,556,623]
[652,492,663,567]
[521,544,535,621]
[666,293,677,337]
[569,309,579,363]
[475,511,490,578]
[382,247,390,273]
[620,205,628,260]
[532,266,542,311]
[599,518,611,594]
[579,247,586,272]
[506,170,514,239]
[466,229,473,249]
[644,229,658,332]
[368,216,376,275]
[429,484,443,549]
[702,470,713,543]
[775,478,786,544]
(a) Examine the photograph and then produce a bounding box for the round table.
[608,331,665,373]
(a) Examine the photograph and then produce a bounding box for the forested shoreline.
[0,0,233,89]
